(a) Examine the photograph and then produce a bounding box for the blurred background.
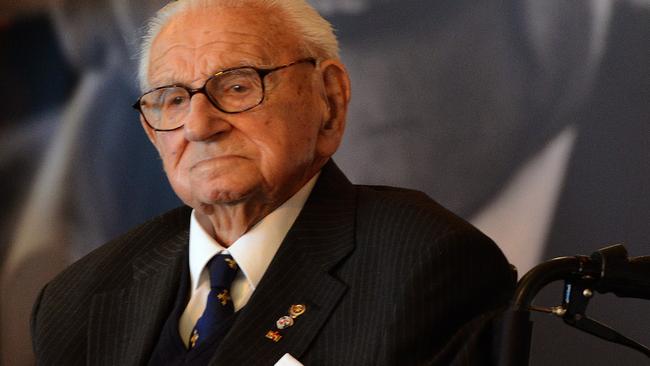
[1,0,649,364]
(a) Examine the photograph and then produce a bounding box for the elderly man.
[31,0,515,365]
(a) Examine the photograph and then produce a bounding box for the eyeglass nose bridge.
[184,78,266,115]
[181,87,234,138]
[185,84,228,114]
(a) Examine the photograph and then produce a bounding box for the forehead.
[149,5,299,86]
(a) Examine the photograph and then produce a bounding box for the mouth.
[191,155,245,171]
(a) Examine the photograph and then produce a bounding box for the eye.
[229,84,249,93]
[211,68,261,97]
[171,96,186,105]
[163,91,188,108]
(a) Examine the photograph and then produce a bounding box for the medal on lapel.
[265,304,307,342]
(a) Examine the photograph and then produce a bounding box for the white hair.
[137,0,340,91]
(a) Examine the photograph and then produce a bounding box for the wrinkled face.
[144,6,333,211]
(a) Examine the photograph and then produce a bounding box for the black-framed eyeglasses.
[132,58,317,131]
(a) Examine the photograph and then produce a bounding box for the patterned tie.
[189,254,239,349]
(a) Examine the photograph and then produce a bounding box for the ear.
[316,59,351,157]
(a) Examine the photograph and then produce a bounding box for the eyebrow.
[149,60,277,91]
[221,57,274,70]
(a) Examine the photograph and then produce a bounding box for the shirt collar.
[188,173,319,292]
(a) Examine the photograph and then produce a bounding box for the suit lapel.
[211,161,357,365]
[87,227,189,366]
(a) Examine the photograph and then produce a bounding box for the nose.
[183,94,232,141]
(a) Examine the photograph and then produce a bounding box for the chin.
[198,184,259,206]
[185,163,261,201]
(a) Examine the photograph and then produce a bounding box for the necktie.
[189,254,239,349]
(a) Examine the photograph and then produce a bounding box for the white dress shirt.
[178,174,319,346]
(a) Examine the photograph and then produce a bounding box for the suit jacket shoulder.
[31,206,191,365]
[357,183,488,239]
[356,184,511,275]
[336,184,515,365]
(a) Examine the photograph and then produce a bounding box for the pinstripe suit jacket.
[31,161,515,365]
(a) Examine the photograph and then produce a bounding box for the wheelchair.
[498,244,650,365]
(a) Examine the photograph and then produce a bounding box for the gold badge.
[289,304,306,318]
[265,330,283,342]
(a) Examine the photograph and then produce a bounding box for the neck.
[194,198,276,246]
[193,161,324,246]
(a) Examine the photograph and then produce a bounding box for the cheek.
[256,115,317,157]
[156,133,183,162]
[155,134,194,202]
[154,133,190,185]
[245,83,324,168]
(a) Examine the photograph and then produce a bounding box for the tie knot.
[207,254,239,290]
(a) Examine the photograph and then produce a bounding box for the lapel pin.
[289,304,306,318]
[265,304,307,342]
[265,330,283,342]
[276,315,294,329]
